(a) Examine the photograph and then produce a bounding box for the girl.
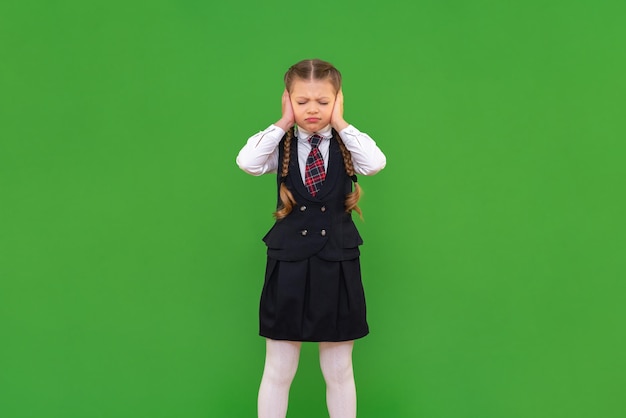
[236,59,386,418]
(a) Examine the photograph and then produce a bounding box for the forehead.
[290,79,336,97]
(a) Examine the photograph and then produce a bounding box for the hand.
[275,89,295,131]
[331,89,348,131]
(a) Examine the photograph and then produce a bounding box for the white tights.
[257,339,356,418]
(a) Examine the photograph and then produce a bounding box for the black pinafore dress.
[258,132,369,342]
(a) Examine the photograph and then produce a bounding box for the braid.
[335,133,363,218]
[280,128,292,178]
[273,128,297,220]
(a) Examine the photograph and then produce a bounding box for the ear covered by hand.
[331,89,348,131]
[276,89,295,131]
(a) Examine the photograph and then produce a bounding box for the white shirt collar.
[295,124,332,141]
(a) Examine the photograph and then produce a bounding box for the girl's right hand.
[275,89,295,131]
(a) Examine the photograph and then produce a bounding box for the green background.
[1,0,624,417]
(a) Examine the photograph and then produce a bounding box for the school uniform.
[237,124,385,342]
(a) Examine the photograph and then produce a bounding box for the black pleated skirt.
[259,255,369,342]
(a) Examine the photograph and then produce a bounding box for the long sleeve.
[236,125,286,176]
[338,125,386,175]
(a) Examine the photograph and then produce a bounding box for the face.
[289,78,336,132]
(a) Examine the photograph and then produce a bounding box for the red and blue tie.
[304,134,326,196]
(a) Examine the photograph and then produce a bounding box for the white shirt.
[236,124,386,181]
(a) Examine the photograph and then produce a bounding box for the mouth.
[305,118,321,122]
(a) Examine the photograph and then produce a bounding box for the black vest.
[262,131,363,261]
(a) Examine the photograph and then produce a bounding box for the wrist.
[332,119,349,131]
[275,118,294,131]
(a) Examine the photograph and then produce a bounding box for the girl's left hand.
[331,89,349,131]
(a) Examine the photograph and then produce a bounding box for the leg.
[258,339,302,418]
[319,341,356,418]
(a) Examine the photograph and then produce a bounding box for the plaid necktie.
[304,134,326,196]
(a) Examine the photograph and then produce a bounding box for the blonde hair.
[274,59,362,220]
